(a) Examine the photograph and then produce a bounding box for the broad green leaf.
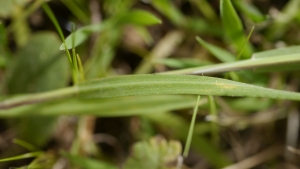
[124,136,181,169]
[78,75,300,101]
[220,0,253,58]
[5,32,69,146]
[62,152,117,169]
[0,95,198,117]
[6,32,69,94]
[232,0,266,23]
[196,36,235,62]
[162,46,300,75]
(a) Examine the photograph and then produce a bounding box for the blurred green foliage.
[1,0,300,168]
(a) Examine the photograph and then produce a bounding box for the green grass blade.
[42,3,74,79]
[189,0,217,21]
[196,36,235,62]
[232,0,266,23]
[183,95,200,157]
[0,151,43,162]
[2,73,300,110]
[151,0,184,25]
[162,45,300,75]
[0,95,198,117]
[78,74,300,101]
[220,0,253,58]
[153,58,212,69]
[236,26,255,60]
[13,139,39,151]
[118,9,162,26]
[251,46,300,72]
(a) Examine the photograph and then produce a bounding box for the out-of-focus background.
[1,0,300,168]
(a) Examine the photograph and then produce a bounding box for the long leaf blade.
[2,73,300,110]
[0,95,198,117]
[221,0,252,58]
[162,45,300,75]
[196,36,235,62]
[78,74,300,101]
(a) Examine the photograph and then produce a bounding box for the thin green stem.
[42,3,76,82]
[0,151,43,162]
[13,139,39,151]
[71,23,79,84]
[183,95,200,158]
[236,26,255,60]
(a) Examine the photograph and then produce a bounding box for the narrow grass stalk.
[42,3,76,82]
[0,151,43,162]
[13,139,39,152]
[236,26,255,60]
[71,23,79,84]
[41,4,71,62]
[183,95,201,157]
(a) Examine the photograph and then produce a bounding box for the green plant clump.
[0,0,300,168]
